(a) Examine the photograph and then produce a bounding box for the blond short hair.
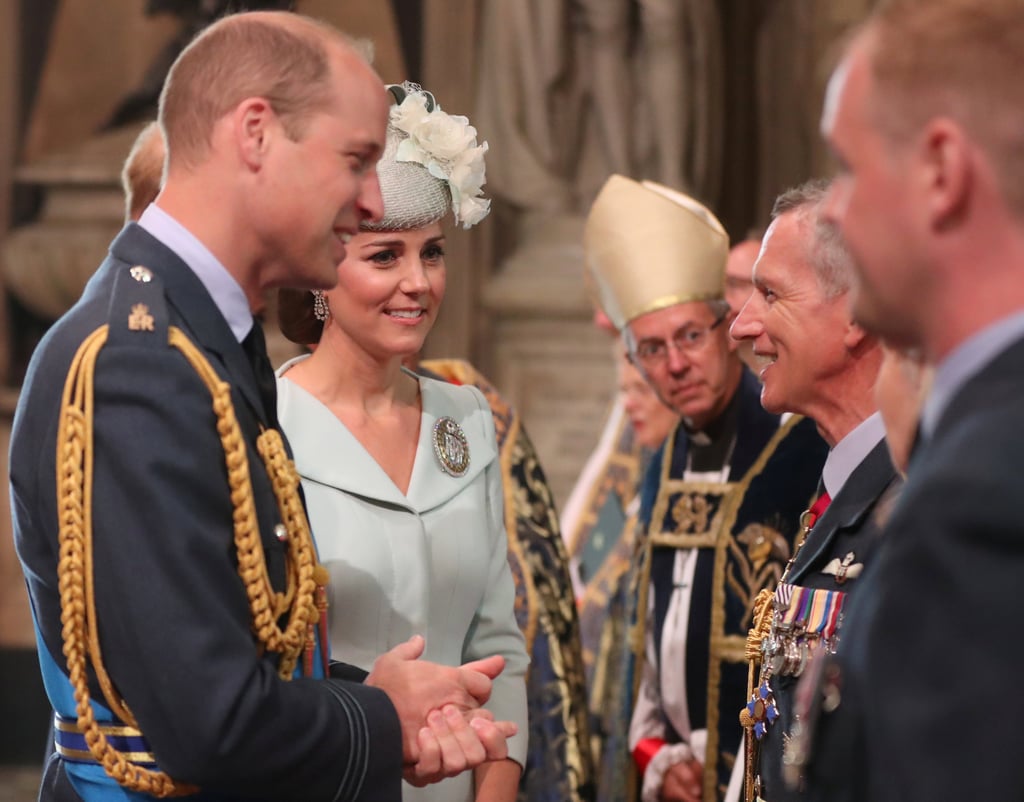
[158,12,360,169]
[866,0,1024,214]
[121,121,165,222]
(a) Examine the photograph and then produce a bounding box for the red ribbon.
[633,737,666,775]
[806,490,831,530]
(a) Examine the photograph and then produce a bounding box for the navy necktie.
[241,321,279,429]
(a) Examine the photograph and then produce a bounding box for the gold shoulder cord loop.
[738,586,775,802]
[56,324,327,797]
[738,506,816,802]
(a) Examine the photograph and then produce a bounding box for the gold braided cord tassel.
[57,326,192,797]
[740,660,759,802]
[255,428,324,679]
[54,324,327,796]
[745,587,774,663]
[171,330,315,678]
[170,326,323,676]
[737,587,775,802]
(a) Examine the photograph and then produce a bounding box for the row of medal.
[761,582,847,678]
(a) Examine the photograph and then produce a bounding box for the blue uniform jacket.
[11,224,402,802]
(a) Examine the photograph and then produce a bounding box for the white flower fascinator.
[362,82,491,232]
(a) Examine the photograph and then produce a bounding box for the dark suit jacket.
[805,334,1024,802]
[11,225,402,801]
[757,438,899,801]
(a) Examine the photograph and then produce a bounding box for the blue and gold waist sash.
[53,714,156,766]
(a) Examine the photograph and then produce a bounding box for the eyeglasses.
[631,312,728,368]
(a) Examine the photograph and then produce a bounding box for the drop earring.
[312,290,329,322]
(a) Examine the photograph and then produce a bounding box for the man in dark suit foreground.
[729,180,897,801]
[11,11,514,802]
[793,0,1024,799]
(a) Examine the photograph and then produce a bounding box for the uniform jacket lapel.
[788,439,898,584]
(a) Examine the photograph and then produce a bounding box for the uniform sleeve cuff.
[323,680,402,802]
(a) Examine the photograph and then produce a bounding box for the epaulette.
[103,264,169,349]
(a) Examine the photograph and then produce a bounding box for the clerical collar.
[685,387,740,473]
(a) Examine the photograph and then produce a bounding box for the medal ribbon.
[775,583,847,638]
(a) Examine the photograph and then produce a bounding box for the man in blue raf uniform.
[730,180,899,801]
[794,1,1024,799]
[582,175,827,802]
[11,11,516,802]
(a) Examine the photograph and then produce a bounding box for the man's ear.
[234,97,275,170]
[844,318,869,352]
[917,117,971,231]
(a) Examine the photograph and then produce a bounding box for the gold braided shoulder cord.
[738,512,815,801]
[56,324,326,797]
[739,586,774,802]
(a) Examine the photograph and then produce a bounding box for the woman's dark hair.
[277,288,323,346]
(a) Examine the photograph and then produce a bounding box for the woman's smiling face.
[322,222,447,361]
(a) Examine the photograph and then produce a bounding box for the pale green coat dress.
[277,357,530,802]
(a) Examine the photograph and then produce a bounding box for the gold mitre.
[583,174,728,330]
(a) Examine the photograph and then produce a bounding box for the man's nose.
[664,341,693,374]
[730,298,761,342]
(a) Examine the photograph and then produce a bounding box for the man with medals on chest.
[729,180,900,802]
[582,175,828,802]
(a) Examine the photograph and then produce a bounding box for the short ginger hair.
[158,11,362,170]
[121,121,165,222]
[866,0,1024,214]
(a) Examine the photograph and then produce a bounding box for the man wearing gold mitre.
[582,175,827,802]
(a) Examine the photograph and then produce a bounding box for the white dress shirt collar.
[821,411,885,499]
[137,203,253,342]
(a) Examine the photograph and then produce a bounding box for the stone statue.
[476,0,725,226]
[754,0,877,216]
[576,0,724,199]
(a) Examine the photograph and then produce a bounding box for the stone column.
[480,214,617,506]
[0,0,24,650]
[458,0,620,508]
[755,0,876,217]
[420,0,483,365]
[810,0,879,177]
[0,4,52,770]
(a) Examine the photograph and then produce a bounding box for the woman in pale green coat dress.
[275,84,529,802]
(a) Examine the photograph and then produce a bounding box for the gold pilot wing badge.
[433,416,470,477]
[128,303,155,332]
